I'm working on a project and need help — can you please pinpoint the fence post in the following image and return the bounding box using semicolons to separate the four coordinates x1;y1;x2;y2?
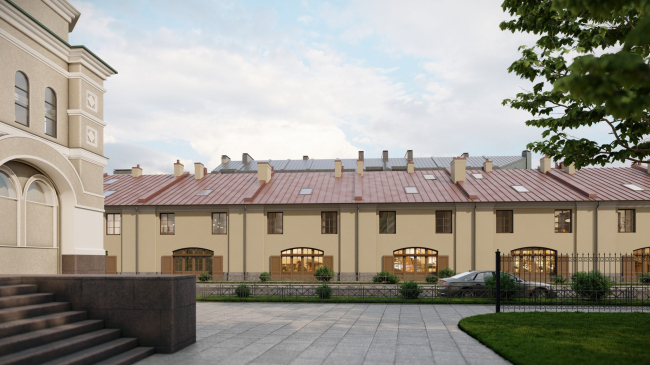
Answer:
496;249;501;313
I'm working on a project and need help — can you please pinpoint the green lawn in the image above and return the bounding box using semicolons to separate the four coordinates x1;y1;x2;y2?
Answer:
459;312;650;365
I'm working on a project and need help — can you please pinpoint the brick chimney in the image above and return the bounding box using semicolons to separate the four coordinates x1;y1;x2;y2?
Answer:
451;158;466;183
407;161;414;174
194;162;205;180
483;159;493;173
564;161;575;175
382;150;389;162
358;151;364;161
132;164;142;178
174;160;184;177
221;155;230;164
356;159;364;176
257;162;272;183
335;160;342;178
539;156;552;174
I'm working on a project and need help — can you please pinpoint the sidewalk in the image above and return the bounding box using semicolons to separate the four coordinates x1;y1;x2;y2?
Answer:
137;303;508;365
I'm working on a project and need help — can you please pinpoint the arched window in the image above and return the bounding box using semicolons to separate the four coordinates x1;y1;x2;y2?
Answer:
26;181;53;205
281;248;324;274
44;88;56;137
24;179;57;248
172;248;214;275
14;71;29;126
393;248;438;276
0;172;17;199
511;247;557;275
633;247;650;275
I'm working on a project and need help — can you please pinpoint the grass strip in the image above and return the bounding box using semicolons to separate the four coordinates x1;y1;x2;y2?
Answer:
459;312;650;365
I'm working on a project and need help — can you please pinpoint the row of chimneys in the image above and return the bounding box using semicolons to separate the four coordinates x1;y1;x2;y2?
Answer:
131;160;208;180
221;150;418;165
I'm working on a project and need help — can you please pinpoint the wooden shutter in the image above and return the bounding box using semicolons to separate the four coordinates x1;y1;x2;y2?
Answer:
324;256;334;270
383;255;394;274
106;256;117;275
438;255;449;272
622;255;635;283
557;255;569;277
161;256;173;275
270;256;281;280
212;256;223;280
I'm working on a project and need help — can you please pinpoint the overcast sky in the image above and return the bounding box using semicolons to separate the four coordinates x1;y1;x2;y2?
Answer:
69;0;614;174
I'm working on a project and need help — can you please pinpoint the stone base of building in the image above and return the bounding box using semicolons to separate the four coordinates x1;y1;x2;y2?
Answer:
62;255;106;274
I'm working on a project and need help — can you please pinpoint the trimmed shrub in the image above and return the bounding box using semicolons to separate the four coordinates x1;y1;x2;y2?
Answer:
571;271;612;300
425;273;439;284
314;266;335;282
372;270;391;283
198;272;211;282
485;273;523;300
552;274;567;284
399;281;422;299
316;284;332;299
638;273;650;284
235;284;251;298
259;272;271;282
387;274;400;284
438;267;455;278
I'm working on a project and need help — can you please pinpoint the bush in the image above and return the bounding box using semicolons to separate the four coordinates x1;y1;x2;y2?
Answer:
639;273;650;284
259;272;271;282
372;270;391;283
485;272;523;300
399;281;422;299
425;273;439;284
438;267;455;278
235;284;250;298
314;266;334;282
571;271;612;300
552;274;567;284
198;272;211;282
387;274;400;284
316;284;332;299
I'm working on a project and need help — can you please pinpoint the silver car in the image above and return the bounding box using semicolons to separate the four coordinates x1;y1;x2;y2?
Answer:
438;270;557;298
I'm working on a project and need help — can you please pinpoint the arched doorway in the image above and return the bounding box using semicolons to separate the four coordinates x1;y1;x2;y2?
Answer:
633;247;650;275
269;248;333;281
392;248;438;281
172;248;214;276
510;247;557;280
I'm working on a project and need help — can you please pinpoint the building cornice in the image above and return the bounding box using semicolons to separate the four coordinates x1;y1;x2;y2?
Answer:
67;109;106;127
68;148;108;168
42;0;80;32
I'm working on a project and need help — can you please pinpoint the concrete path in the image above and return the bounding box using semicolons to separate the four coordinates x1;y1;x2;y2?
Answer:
137;303;509;365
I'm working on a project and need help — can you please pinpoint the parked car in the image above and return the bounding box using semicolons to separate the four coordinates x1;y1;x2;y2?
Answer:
438;270;557;298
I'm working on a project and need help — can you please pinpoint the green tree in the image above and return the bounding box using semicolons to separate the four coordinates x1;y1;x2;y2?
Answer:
501;0;650;167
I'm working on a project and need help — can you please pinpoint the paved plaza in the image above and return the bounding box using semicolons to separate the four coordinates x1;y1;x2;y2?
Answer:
138;303;509;365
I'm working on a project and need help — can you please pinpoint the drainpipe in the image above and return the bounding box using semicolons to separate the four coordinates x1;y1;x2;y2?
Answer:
120;210;123;274
337;208;341;281
595;202;599;271
227;209;230;281
135;206;139;274
453;205;457;272
472;203;477;270
243;206;247;280
355;204;359;281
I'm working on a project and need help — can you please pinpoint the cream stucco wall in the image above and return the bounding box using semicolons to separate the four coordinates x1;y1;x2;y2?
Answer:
0;197;17;245
12;0;70;42
26;201;54;247
0;246;58;274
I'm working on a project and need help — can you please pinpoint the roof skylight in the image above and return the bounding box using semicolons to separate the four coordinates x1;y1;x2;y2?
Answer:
472;174;483;179
104;191;116;197
299;188;313;195
104;179;118;184
623;184;644;191
511;185;530;193
197;189;213;196
423;174;436;180
405;187;419;194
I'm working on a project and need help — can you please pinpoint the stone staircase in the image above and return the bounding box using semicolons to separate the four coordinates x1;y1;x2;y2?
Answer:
0;283;153;365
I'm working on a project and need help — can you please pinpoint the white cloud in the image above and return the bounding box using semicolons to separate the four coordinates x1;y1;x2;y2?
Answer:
296;15;313;25
105;143;193;174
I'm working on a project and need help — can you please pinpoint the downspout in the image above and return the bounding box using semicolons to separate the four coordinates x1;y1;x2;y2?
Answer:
453;205;457;272
120;209;123;274
337;208;341;281
472;203;477;270
595;201;599;271
355;204;359;281
243;205;247;280
227;209;230;281
135;206;139;274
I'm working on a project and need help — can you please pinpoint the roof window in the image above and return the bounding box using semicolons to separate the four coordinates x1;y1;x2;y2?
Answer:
197;189;213;196
423;174;436;180
472;173;483;179
511;185;530;193
104;191;116;197
299;188;313;195
104;179;119;184
623;184;644;191
405;187;419;194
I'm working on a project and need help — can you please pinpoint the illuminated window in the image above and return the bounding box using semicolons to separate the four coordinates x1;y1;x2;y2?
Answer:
633;247;650;275
160;213;175;235
268;212;283;234
281;248;324;274
379;211;396;234
212;212;227;234
321;212;337;234
393;248;438;274
172;248;214;275
435;211;452;233
554;209;572;233
618;209;635;233
106;213;121;235
496;210;513;233
511;247;557;275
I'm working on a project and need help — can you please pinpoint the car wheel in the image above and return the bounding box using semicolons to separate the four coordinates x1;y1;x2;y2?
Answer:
532;288;548;299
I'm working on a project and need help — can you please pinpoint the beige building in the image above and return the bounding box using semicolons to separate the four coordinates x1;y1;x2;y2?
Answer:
103;156;650;281
1;0;116;274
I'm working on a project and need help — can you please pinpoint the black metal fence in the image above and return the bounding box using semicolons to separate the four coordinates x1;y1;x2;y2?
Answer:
495;250;650;312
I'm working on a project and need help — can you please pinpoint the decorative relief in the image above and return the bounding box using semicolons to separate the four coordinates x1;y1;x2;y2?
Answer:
86;90;98;112
86;126;98;147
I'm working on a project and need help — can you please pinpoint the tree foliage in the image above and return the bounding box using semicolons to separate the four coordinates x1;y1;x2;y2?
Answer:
501;0;650;167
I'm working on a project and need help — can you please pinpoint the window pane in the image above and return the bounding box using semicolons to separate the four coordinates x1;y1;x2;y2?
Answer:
15;71;28;90
15;104;28;126
14;88;28;107
45;118;56;137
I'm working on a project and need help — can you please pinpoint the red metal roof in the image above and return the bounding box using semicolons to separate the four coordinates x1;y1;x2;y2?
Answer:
103;167;650;206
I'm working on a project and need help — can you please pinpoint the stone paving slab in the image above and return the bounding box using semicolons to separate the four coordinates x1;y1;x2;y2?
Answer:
136;303;509;365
